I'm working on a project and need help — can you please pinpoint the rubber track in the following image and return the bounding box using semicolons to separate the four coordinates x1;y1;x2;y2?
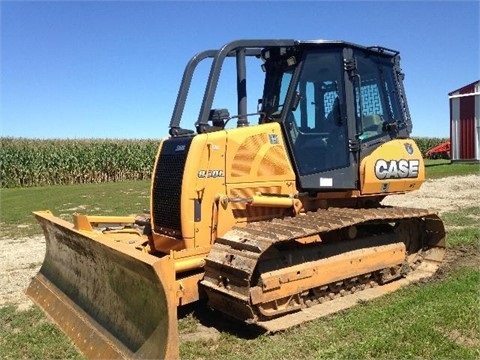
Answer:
201;206;437;322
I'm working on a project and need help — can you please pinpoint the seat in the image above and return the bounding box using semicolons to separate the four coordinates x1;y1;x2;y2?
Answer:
363;114;383;133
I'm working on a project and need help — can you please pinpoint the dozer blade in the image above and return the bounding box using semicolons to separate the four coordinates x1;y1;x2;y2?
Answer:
26;211;179;359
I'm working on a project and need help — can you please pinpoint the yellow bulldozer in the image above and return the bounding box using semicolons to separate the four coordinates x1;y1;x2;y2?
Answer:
27;39;446;359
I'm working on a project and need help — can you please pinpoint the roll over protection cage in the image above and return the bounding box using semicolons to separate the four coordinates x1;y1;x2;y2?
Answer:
168;39;411;138
168;39;296;137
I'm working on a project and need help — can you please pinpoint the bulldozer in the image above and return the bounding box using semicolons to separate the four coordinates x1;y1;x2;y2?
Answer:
27;39;446;359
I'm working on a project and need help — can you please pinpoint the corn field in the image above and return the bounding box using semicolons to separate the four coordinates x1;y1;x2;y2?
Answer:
0;136;448;188
414;137;449;157
1;138;159;188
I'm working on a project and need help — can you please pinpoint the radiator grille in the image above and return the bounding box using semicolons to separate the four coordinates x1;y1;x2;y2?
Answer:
151;137;192;236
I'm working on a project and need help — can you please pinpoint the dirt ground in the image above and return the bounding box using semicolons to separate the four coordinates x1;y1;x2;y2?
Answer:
1;174;479;310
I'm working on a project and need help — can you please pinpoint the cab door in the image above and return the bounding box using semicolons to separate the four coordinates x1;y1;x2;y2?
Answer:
282;48;358;191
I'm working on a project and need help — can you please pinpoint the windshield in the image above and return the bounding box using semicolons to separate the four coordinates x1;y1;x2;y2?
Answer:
353;51;403;141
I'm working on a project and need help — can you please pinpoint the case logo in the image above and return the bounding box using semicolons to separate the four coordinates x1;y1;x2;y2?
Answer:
375;159;419;179
404;143;414;155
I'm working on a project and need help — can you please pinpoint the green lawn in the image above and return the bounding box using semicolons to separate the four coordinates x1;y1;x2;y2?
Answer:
425;159;480;178
442;206;480;247
180;267;479;360
0;306;86;360
0;180;150;238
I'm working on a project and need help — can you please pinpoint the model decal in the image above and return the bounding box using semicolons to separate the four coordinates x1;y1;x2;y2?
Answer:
198;170;224;178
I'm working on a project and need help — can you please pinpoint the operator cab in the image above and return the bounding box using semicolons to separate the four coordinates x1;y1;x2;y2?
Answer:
259;42;411;192
168;40;412;193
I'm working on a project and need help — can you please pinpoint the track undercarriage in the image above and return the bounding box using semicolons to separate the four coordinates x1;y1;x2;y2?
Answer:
201;206;446;331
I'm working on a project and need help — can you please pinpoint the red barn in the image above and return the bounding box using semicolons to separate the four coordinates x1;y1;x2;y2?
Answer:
449;80;480;162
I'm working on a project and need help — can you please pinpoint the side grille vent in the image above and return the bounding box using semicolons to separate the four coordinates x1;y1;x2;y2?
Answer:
231;133;290;177
151;137;192;236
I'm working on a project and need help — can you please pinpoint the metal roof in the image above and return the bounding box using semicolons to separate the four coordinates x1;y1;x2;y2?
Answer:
448;80;480;96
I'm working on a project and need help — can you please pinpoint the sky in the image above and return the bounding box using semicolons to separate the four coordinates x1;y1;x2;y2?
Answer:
1;0;479;139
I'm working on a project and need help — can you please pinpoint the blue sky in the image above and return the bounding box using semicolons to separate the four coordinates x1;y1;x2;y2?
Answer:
1;1;479;139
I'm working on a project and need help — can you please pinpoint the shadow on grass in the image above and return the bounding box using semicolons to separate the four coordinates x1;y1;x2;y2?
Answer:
425;161;451;168
178;299;266;340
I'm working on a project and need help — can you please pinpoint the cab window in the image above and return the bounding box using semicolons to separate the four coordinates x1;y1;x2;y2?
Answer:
286;50;349;175
354;52;402;140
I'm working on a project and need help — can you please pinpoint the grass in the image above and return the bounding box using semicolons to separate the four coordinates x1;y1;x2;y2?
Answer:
2;267;478;359
442;207;480;247
425;159;480;179
0;180;150;238
0;169;479;359
180;267;480;360
442;206;480;228
0;305;85;359
447;227;480;247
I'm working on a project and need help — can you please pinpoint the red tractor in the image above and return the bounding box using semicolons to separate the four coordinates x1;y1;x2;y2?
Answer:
425;140;451;159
